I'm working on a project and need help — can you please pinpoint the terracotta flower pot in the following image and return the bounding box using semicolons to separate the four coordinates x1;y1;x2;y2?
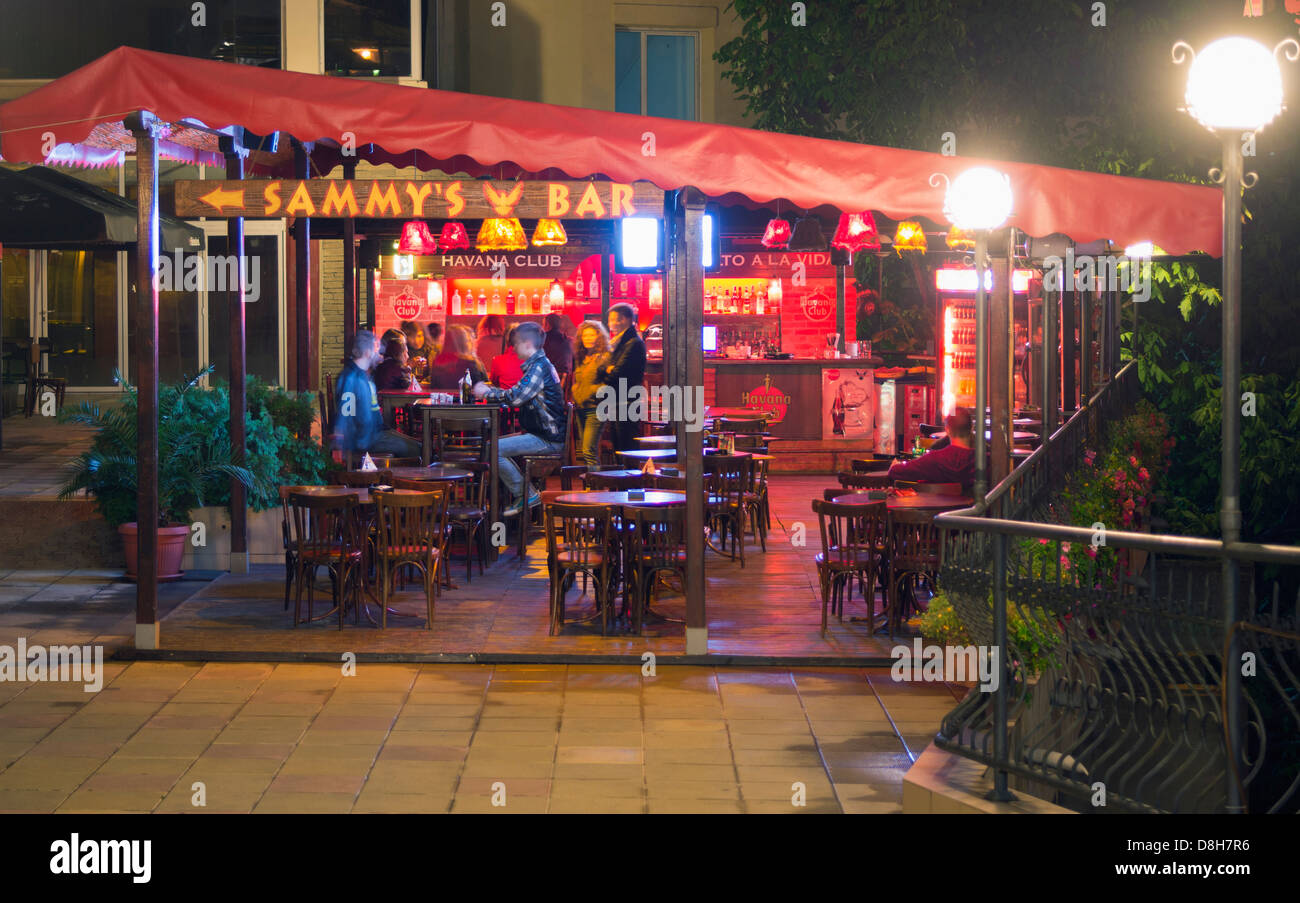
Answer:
118;523;190;582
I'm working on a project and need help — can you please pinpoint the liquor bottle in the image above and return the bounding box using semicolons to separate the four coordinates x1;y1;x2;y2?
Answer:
589;270;599;299
755;290;765;315
459;369;472;404
451;289;462;316
540;290;550;316
491;290;502;314
704;290;713;314
477;291;487;315
505;289;515;315
532;291;542;314
742;292;752;315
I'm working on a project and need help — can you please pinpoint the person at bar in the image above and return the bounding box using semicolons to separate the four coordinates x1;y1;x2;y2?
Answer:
572;320;612;468
470;321;567;516
332;330;421;460
401;319;429;381
374;329;418;391
542;312;574;384
596;302;647;451
476;314;507;370
888;406;975;489
428;324;487;390
425;321;444;359
490;324;525;390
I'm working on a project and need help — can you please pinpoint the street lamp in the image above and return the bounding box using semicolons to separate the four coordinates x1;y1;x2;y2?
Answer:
942;166;1014;504
1174;34;1296;814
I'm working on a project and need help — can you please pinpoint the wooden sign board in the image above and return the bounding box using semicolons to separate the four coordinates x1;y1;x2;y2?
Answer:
174;179;664;220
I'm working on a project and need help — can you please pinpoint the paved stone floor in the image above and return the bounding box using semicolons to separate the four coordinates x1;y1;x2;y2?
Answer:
0;660;964;813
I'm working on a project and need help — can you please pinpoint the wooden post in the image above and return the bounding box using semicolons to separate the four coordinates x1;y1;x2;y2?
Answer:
1042;286;1059;439
128;112;161;650
221;134;249;574
1061;264;1077;413
676;188;707;655
293;141;312;391
834;258;847;354
342;159;357;362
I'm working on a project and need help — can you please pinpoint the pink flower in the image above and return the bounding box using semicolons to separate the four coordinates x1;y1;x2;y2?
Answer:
1138;467;1149;481
1086;547;1098;559
1061;542;1072;553
1039;538;1050;545
1129;455;1139;468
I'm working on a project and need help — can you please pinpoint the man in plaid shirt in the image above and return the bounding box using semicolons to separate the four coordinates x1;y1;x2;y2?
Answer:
471;321;567;516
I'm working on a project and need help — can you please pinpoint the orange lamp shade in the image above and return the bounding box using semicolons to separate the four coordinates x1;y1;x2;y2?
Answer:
831;212;880;253
761;218;792;249
398;220;438;255
476;218;527;251
438;221;470;251
946;226;976;251
531;218;568;246
893;221;928;255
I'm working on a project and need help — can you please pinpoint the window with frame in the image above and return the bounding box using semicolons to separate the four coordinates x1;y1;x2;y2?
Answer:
324;0;416;78
615;29;698;121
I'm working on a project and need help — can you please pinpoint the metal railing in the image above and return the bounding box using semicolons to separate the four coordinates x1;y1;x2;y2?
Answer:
934;363;1300;813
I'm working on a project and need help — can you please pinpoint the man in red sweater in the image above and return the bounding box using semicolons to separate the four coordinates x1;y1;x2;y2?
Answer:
888;407;975;489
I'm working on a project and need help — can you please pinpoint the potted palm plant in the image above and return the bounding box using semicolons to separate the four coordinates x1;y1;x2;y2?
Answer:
59;367;261;581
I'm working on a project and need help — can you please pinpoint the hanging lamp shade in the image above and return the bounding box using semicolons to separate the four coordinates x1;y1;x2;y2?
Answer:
398;220;438;255
787;215;827;251
831;212;880;253
945;225;977;251
531;218;568;247
761;218;792;249
893;221;928;255
476;218;527;251
438;221;470;250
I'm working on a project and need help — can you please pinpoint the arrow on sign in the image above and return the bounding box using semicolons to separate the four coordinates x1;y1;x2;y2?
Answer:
199;186;246;214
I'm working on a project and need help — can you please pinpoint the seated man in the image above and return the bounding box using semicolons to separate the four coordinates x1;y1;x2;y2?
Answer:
470;321;567;516
333;330;421;461
888;407;975;489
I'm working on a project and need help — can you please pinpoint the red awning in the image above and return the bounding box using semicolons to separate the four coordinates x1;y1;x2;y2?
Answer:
0;47;1222;256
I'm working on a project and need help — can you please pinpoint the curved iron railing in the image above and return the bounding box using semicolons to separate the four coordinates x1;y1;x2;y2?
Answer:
934;363;1300;813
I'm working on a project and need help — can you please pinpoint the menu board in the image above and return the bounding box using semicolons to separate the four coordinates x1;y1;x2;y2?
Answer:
822;367;874;442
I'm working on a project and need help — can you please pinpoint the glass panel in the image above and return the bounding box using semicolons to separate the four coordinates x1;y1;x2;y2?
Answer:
126;250;200;386
206;234;281;384
645;33;696;121
0;0;281;79
44;250;120;386
324;0;412;78
2;249;31;343
615;30;642;115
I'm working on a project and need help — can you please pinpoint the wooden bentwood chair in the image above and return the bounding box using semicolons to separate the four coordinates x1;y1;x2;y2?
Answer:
287;493;365;629
372;488;449;629
812;498;887;635
545;502;616;636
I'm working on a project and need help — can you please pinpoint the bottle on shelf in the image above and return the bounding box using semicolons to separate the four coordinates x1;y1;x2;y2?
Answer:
533;290;542;315
451;288;462;316
477;291;488;315
755;290;765;315
505;289;515;314
589;270;600;299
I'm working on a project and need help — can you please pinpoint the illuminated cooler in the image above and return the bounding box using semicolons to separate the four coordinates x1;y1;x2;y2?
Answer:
876;376;932;455
936;266;1032;417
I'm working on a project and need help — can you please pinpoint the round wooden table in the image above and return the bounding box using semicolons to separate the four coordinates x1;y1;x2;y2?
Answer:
706;407;768;420
386;465;473;482
555;490;686;508
833;492;973;511
617;448;678;463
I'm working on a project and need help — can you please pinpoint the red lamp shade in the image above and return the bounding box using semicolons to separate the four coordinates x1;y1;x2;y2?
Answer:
398;220;438;255
476;218;528;251
438;221;470;251
761;218;792;249
831;212;880;253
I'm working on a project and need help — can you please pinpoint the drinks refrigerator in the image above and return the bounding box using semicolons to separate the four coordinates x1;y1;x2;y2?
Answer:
875;379;933;455
941;296;977;417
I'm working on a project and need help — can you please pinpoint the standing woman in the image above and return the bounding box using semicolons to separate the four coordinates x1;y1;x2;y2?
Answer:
571;320;611;468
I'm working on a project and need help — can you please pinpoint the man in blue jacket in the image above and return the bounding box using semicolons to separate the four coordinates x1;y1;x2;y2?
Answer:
333;330;421;460
472;321;566;516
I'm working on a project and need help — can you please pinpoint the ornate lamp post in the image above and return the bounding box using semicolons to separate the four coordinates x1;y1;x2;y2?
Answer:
1174;34;1295;813
942;166;1014;505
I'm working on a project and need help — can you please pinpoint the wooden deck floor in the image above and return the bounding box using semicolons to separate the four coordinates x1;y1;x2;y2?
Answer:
152;476;904;661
